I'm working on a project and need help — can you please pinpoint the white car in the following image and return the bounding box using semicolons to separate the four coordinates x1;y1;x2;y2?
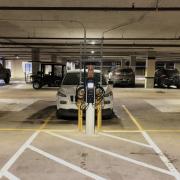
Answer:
56;69;113;118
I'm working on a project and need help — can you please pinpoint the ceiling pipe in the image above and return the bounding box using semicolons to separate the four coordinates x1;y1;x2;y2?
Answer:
0;19;87;55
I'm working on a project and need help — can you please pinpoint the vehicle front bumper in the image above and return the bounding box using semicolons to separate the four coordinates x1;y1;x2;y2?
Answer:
56;108;114;119
113;79;134;85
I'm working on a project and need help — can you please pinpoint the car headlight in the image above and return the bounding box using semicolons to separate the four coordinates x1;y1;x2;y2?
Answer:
57;91;67;97
104;91;113;97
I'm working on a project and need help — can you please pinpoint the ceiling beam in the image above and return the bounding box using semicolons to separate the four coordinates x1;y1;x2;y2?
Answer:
1;41;180;47
0;37;180;41
0;6;180;11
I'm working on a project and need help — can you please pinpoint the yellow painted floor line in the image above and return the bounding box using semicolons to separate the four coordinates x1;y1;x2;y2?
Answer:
39;113;53;130
121;104;180;179
0;128;78;132
122;105;143;131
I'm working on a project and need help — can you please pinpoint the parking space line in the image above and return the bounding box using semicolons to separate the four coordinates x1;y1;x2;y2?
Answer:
0;114;53;179
99;132;152;148
29;145;106;180
0;131;39;179
3;171;20;180
103;130;180;133
0;128;78;132
122;105;180;180
0;128;180;133
46;131;174;177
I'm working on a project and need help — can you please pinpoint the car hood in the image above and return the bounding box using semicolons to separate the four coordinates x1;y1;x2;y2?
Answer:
59;85;77;95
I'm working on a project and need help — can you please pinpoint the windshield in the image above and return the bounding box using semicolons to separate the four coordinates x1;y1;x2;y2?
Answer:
62;72;107;85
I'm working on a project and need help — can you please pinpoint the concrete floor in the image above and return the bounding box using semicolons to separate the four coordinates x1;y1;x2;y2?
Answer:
0;81;180;180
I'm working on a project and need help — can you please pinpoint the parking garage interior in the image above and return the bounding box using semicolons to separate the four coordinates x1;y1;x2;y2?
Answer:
0;1;180;180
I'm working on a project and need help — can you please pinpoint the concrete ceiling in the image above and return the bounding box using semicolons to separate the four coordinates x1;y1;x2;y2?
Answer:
1;0;180;62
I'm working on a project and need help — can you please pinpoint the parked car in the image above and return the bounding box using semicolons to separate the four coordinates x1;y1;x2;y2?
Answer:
56;69;113;118
0;63;11;84
154;68;180;88
32;63;65;89
111;67;135;87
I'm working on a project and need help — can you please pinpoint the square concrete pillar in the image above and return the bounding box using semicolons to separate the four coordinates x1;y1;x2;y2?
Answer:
32;48;40;75
175;63;180;72
121;59;130;68
130;56;136;73
121;59;126;68
145;57;156;88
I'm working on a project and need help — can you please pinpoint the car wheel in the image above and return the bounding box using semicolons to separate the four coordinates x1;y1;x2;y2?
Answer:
131;83;135;87
159;78;166;88
4;77;10;84
177;84;180;89
56;110;62;119
33;81;41;89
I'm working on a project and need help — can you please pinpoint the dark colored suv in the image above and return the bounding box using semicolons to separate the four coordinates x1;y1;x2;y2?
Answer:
0;63;11;84
111;68;135;87
154;68;180;88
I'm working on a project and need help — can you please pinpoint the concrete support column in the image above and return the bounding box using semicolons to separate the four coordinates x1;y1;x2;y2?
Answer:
145;57;156;88
175;63;180;71
121;59;126;68
32;48;40;75
130;56;136;73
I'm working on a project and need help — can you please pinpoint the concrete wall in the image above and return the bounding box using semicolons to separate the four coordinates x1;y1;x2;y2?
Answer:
11;60;24;79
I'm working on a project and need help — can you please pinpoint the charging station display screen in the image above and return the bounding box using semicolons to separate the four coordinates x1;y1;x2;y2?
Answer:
87;82;94;89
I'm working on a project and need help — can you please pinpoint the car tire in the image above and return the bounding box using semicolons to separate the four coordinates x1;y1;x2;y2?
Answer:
56;110;61;119
4;77;10;84
33;81;41;89
131;83;135;87
177;84;180;89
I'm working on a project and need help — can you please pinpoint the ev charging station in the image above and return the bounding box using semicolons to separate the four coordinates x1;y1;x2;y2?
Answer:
86;66;95;135
76;64;105;135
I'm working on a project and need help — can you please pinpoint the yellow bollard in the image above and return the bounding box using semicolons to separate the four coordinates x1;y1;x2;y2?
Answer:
97;103;102;131
78;103;83;131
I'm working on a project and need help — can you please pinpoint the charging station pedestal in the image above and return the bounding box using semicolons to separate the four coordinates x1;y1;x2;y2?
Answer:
86;103;95;135
85;73;95;135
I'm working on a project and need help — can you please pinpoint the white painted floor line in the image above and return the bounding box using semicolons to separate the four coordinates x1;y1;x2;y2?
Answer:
0;131;39;179
142;131;180;180
122;105;180;180
46;131;174;177
99;132;152;149
3;171;20;180
29;145;106;180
